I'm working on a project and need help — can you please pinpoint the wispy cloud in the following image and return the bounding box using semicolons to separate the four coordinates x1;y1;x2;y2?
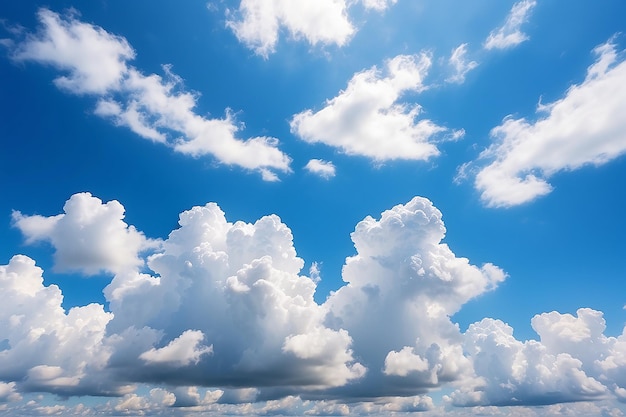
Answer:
484;0;537;51
10;9;291;179
446;43;478;84
468;39;626;207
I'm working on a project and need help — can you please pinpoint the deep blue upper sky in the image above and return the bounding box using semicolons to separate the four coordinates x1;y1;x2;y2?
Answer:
1;1;626;415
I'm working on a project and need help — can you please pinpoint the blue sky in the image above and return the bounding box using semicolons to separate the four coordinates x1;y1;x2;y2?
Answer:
1;0;626;415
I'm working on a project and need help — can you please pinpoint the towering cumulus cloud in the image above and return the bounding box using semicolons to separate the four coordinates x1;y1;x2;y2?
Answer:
10;9;291;180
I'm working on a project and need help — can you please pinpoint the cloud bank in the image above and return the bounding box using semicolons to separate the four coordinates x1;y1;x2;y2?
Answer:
10;9;291;179
4;193;626;415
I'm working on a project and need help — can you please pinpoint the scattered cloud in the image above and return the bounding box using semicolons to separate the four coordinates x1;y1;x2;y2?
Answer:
446;43;478;84
291;54;462;162
304;159;336;179
469;39;626;207
484;0;537;51
12;192;156;275
226;0;396;57
10;9;291;179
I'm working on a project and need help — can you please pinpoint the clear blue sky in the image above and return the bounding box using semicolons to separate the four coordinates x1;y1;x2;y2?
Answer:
1;1;626;415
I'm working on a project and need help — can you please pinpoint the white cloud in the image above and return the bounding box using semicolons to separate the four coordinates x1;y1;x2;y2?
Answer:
471;39;626;207
304;159;336;178
452;317;608;407
9;193;626;412
12;9;134;94
11;9;291;179
446;43;478;84
12;192;155;275
292;54;462;162
0;255;116;396
226;0;396;57
324;197;506;396
484;0;536;50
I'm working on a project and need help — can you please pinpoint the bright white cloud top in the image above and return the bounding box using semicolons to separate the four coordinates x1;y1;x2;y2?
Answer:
2;1;626;416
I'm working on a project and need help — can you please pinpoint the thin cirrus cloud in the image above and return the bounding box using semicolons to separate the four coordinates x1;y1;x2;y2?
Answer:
226;0;397;57
484;0;537;51
5;193;626;413
9;9;291;180
467;39;626;207
446;43;478;84
291;54;464;162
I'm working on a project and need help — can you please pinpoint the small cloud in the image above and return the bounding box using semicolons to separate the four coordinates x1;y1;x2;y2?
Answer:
484;0;536;50
305;159;336;179
446;43;478;84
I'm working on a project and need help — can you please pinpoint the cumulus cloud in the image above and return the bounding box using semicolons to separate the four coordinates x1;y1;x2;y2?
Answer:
10;9;291;179
12;192;155;275
0;255;117;396
323;197;506;397
469;39;626;207
304;159;336;178
484;0;536;50
226;0;396;57
7;193;626;413
291;54;462;162
446;43;478;84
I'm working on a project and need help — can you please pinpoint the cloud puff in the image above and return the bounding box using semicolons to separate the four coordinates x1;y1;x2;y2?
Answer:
12;192;155;275
226;0;396;57
470;39;626;207
10;9;291;179
304;159;336;179
291;54;462;162
484;0;536;51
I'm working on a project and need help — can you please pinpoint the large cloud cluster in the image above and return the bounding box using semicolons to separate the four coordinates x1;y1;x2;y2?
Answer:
3;193;626;415
10;9;291;180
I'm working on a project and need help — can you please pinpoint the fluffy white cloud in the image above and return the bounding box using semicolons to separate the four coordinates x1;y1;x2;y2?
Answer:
11;9;291;179
471;40;626;207
292;54;462;162
226;0;396;57
11;8;134;94
323;197;506;397
304;159;336;179
446;43;478;84
0;255;116;396
12;192;155;275
484;0;536;51
8;193;626;413
453;317;607;407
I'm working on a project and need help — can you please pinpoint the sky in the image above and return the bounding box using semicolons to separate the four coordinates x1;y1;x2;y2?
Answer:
1;0;626;416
